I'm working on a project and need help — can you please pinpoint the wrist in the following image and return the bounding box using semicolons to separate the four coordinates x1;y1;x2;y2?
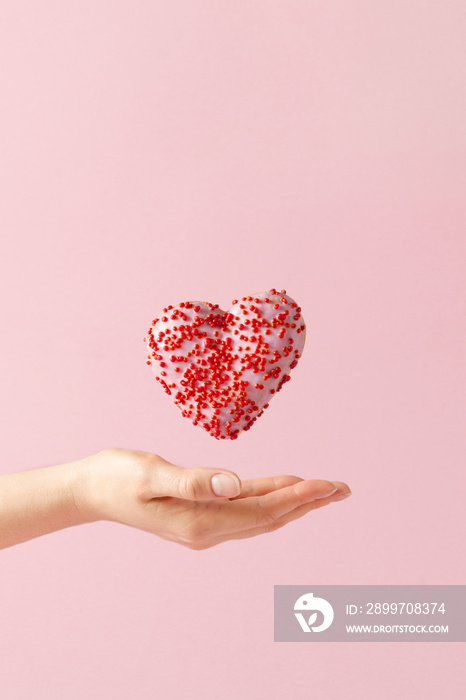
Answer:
69;454;103;524
0;458;96;549
71;448;137;525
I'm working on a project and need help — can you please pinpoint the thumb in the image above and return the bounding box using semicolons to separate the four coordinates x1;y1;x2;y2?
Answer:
147;457;242;500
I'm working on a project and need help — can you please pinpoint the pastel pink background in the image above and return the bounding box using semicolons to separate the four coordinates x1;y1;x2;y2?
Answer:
1;1;465;698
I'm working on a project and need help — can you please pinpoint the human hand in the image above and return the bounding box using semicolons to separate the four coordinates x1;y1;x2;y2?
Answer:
76;448;352;549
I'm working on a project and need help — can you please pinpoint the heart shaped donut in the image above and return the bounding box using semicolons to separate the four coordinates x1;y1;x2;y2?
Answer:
144;288;306;439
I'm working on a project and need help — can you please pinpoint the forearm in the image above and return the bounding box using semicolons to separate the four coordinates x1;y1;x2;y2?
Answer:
0;459;91;549
0;448;351;550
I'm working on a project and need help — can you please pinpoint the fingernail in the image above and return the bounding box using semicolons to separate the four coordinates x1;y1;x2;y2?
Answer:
322;486;338;497
211;474;241;498
332;490;352;501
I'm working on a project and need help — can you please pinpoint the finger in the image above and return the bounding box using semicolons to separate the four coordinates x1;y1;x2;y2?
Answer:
259;485;350;527
230;475;304;500
230;483;352;537
256;479;338;522
260;482;351;527
234;478;351;501
326;481;352;500
203;479;338;536
143;455;242;500
190;486;351;548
